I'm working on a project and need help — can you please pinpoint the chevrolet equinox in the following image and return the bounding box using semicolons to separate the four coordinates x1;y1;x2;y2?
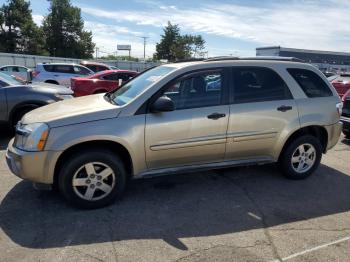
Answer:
6;57;343;208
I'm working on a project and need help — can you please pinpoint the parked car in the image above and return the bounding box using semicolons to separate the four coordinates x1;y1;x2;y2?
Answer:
0;65;32;82
6;57;342;209
329;74;350;98
80;61;119;72
341;89;350;138
0;72;73;127
71;70;138;97
32;63;94;87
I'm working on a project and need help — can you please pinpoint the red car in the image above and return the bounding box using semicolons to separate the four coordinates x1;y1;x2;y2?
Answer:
80;61;118;72
330;74;350;98
71;70;138;97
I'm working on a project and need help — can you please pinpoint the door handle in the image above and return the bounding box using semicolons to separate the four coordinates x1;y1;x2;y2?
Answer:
207;113;226;120
277;105;293;112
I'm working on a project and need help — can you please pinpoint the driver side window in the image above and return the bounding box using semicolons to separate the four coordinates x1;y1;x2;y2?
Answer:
162;71;223;110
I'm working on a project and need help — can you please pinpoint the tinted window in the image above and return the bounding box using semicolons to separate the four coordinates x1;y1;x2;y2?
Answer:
288;69;333;97
73;66;91;75
54;65;73;74
103;73;118;81
234;67;292;103
43;65;55;72
18;67;27;72
117;73;133;82
0;67;7;71
85;65;98;72
162;71;223;110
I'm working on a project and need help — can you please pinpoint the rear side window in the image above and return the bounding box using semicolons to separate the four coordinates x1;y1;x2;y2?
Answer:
43;65;54;72
54;65;73;74
233;67;292;103
287;69;333;97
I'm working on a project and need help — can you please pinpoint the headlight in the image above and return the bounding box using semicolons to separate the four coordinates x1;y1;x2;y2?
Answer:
55;94;74;100
14;123;49;152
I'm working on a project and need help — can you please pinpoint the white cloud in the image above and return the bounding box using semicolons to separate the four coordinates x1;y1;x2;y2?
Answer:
81;1;350;53
32;14;44;26
84;21;156;58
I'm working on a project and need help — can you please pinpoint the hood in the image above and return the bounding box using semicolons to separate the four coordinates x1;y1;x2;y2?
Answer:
22;94;121;127
29;82;73;95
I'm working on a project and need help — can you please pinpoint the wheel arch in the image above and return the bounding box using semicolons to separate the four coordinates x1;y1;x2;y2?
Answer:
53;140;133;188
278;125;328;160
9;101;48;125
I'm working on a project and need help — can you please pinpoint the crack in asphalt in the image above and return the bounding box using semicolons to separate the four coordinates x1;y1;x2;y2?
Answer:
221;173;283;262
174;242;270;262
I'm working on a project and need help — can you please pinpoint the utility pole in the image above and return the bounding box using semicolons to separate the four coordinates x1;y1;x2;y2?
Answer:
140;37;149;60
95;47;99;59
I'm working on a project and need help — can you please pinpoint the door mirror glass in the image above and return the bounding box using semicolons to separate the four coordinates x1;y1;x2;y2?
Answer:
151;96;175;113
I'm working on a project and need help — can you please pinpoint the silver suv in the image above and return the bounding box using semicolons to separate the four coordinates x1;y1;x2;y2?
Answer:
33;63;93;87
6;57;343;209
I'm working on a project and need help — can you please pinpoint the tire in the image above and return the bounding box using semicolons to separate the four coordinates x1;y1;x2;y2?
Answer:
12;106;38;127
343;131;350;139
278;135;322;180
45;80;59;85
58;150;127;209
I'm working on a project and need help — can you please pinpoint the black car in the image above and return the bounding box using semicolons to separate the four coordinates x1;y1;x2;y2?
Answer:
341;90;350;138
0;72;73;127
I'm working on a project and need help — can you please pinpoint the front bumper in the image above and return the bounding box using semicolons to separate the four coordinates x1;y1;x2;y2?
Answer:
6;138;59;184
341;116;350;133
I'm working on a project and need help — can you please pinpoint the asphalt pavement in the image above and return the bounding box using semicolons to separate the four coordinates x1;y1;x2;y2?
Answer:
0;126;349;262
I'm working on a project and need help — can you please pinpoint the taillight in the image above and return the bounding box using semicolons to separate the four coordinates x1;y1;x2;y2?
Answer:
32;70;40;78
336;102;343;117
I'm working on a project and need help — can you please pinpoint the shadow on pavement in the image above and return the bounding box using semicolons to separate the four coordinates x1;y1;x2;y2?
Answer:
0;163;350;250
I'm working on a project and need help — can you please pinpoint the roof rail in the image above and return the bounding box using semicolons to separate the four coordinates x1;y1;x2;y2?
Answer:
204;56;239;62
203;56;304;63
173;58;205;63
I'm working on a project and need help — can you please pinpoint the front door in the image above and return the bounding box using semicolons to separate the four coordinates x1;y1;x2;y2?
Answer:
145;69;230;169
225;66;299;160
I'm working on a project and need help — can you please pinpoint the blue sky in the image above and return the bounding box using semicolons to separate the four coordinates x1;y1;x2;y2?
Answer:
24;0;350;58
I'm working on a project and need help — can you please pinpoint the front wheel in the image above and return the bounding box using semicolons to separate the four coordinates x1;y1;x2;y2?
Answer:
58;150;127;209
278;135;322;180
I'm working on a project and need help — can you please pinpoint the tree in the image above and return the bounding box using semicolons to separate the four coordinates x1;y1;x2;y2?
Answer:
154;21;206;62
42;0;95;58
0;0;45;54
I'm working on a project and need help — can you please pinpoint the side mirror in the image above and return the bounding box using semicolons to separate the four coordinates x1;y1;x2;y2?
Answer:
150;96;175;113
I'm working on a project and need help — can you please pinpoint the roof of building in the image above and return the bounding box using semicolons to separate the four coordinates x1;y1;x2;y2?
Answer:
256;46;350;57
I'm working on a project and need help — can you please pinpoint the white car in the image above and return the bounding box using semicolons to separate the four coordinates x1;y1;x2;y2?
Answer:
0;65;31;82
32;63;93;87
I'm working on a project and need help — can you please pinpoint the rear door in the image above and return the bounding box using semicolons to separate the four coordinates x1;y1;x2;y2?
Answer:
53;65;75;86
145;68;230;169
225;67;299;160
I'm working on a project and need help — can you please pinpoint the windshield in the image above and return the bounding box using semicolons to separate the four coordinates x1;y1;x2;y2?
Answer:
110;66;176;105
0;72;22;86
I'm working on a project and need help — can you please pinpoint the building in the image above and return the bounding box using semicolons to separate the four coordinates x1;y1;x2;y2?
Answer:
256;46;350;73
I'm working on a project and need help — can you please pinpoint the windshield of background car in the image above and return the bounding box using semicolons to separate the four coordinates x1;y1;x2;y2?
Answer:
111;66;176;105
0;72;22;86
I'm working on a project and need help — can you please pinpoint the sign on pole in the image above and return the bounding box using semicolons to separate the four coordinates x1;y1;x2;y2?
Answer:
117;45;131;51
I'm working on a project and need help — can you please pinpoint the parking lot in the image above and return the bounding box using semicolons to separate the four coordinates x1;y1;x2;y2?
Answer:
0;127;349;262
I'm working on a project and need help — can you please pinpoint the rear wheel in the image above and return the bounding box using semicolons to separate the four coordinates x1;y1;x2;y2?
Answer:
58;150;127;209
343;131;350;139
45;80;59;85
278;135;322;180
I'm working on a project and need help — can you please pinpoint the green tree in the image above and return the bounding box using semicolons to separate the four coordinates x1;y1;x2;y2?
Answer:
0;0;45;54
42;0;95;58
154;21;206;62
